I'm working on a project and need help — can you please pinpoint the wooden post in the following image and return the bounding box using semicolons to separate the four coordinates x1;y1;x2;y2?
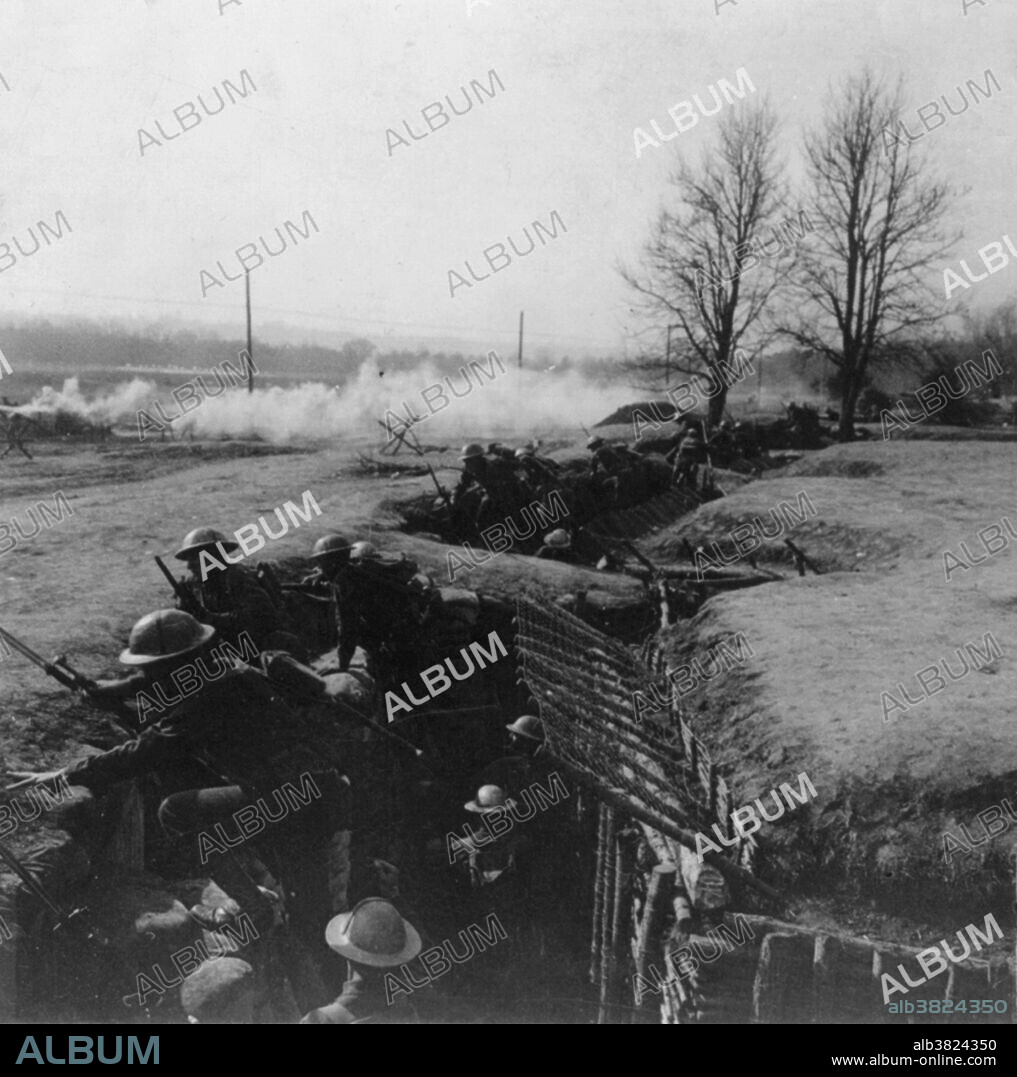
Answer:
635;863;675;1020
752;932;817;1023
590;803;607;983
665;324;672;387
245;270;254;394
597;806;617;1023
517;310;524;370
607;829;636;1023
552;763;785;904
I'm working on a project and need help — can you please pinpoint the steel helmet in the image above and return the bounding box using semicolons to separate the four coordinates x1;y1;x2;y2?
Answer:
311;533;353;560
460;443;485;460
544;529;570;549
515;446;535;458
586;436;605;450
175;527;239;560
324;897;422;967
350;540;380;562
505;714;544;742
119;609;216;666
465;784;513;814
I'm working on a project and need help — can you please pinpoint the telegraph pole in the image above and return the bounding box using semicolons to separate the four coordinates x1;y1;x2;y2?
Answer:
244;270;254;394
665;323;681;388
517;310;524;369
665;325;673;386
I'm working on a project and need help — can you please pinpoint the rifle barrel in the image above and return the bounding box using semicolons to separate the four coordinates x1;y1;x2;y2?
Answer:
0;839;64;917
0;627;76;689
155;555;191;604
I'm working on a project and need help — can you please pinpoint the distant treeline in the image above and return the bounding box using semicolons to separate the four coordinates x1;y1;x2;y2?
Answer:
0;319;622;387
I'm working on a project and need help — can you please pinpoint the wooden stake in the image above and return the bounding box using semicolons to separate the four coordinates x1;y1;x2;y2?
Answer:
245;270;254;394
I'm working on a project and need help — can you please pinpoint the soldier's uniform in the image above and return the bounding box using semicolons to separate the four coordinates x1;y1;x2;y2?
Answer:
182;562;288;651
171;528;297;654
66;611;351;973
335;543;437;684
587;437;648;506
515;447;562;502
300;969;419;1024
670;427;707;487
296;534;355;658
452;444;525;532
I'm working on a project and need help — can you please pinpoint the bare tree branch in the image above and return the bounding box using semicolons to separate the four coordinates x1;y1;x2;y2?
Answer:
778;69;961;438
617;102;797;425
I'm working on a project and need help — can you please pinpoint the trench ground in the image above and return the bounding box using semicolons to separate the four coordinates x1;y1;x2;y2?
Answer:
1;429;1014;957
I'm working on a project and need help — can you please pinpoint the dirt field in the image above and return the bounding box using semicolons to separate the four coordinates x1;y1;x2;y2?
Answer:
2;431;1014;949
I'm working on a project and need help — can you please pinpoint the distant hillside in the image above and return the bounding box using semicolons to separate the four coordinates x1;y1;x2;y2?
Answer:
0;320;508;387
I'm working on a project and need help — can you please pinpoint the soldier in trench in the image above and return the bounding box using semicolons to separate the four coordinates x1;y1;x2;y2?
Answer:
330;539;439;685
452;443;527;534
586;436;649;507
8;609;351;1011
168;527;301;655
668;423;707;488
301;898;423;1024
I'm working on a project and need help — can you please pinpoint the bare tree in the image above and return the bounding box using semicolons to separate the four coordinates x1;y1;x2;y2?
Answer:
619;104;793;426
964;301;1017;397
781;71;958;439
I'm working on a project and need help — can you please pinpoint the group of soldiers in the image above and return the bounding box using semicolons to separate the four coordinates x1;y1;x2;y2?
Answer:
448;440;562;532
443;431;686;567
6;522;568;1023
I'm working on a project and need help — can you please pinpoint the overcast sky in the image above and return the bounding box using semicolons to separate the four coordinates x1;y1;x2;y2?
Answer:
0;0;1014;356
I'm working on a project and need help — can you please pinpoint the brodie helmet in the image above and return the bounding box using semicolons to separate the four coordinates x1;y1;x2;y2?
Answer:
119;609;215;667
505;714;544;743
324;897;422;967
350;540;380;562
311;534;353;560
175;527;239;560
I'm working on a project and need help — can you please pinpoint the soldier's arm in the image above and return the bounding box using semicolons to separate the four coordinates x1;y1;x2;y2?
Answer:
200;607;242;636
236;572;287;636
331;577;358;670
85;671;149;711
64;715;190;793
336;600;358;671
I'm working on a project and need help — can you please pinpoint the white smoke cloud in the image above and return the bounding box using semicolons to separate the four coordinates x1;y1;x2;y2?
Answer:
24;376;159;423
22;361;632;444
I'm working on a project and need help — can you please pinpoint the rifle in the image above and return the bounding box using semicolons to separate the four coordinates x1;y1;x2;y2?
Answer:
0;626;140;736
331;693;429;764
783;538;824;575
0;626;96;694
427;464;454;514
155;555;198;611
621;539;658;578
258;652;429;764
0;836;106;943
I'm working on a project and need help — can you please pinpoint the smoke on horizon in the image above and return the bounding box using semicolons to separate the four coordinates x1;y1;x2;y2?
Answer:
21;360;632;443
